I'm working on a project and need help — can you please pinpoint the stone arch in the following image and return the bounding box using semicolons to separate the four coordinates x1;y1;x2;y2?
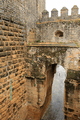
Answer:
26;46;80;120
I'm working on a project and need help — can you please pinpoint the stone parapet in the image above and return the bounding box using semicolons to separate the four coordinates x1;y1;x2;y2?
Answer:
40;5;80;22
36;19;80;44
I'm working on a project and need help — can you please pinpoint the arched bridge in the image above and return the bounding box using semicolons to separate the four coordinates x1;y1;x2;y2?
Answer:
25;43;80;120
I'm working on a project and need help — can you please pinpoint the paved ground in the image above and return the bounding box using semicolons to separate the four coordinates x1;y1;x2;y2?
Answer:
41;65;66;120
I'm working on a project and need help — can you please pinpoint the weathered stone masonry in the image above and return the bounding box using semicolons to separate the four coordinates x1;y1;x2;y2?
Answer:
26;45;80;120
0;19;28;120
0;0;45;119
0;0;80;120
65;70;80;120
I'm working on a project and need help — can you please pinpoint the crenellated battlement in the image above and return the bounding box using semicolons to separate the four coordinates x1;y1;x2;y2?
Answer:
40;5;80;22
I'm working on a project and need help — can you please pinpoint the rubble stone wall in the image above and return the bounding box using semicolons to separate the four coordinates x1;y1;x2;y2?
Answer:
36;20;80;43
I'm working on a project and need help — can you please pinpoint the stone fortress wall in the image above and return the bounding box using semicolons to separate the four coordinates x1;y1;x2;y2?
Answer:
26;45;80;120
36;5;80;44
0;0;45;32
0;1;80;120
0;18;28;120
0;0;45;120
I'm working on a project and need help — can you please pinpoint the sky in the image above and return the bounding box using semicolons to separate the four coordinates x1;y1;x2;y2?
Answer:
46;0;80;16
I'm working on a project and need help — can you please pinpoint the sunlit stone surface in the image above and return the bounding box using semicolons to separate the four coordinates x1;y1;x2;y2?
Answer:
42;65;66;120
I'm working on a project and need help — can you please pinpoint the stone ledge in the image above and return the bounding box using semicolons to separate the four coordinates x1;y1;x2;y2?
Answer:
27;42;79;48
37;18;80;24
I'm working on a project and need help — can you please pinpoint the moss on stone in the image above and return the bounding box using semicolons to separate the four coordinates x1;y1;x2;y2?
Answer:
67;69;80;81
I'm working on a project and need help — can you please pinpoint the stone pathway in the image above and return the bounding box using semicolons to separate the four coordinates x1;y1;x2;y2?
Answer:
41;65;66;120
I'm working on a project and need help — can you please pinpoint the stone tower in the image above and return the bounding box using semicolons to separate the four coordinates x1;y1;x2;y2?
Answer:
0;0;45;27
36;0;45;18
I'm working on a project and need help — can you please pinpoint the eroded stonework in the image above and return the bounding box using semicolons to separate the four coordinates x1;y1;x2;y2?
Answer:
26;45;80;120
0;1;80;120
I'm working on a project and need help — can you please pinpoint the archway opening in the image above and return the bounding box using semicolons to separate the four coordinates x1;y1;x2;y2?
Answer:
42;64;66;120
55;30;63;37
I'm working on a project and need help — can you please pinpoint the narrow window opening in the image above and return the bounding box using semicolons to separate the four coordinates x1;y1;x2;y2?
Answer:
55;30;63;37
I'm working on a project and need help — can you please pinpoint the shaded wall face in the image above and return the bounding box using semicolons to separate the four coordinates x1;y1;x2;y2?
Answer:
0;0;45;29
46;64;57;100
64;48;80;120
65;70;80;120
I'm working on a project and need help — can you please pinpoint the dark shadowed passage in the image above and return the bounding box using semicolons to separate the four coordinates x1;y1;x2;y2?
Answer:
41;65;66;120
